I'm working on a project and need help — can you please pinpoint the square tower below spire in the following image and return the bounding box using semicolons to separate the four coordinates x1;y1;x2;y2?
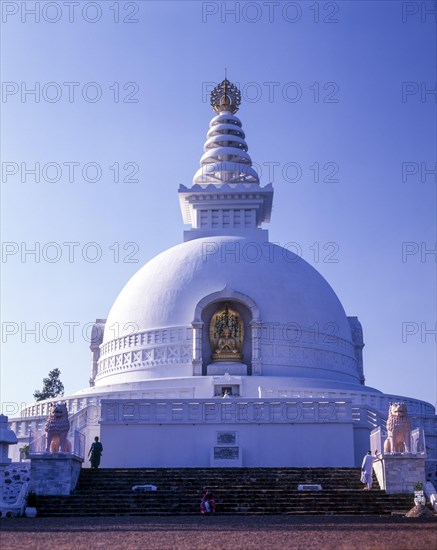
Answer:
178;182;273;242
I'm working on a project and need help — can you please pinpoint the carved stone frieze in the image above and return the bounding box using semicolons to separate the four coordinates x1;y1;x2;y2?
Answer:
97;344;192;379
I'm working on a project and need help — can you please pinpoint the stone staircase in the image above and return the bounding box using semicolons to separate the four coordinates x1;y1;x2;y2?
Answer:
35;467;413;516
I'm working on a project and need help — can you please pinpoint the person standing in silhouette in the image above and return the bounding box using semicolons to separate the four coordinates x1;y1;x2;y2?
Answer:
88;436;103;470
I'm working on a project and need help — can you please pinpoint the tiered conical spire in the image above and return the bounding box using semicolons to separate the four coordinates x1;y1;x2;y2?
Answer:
179;77;273;242
193;79;260;185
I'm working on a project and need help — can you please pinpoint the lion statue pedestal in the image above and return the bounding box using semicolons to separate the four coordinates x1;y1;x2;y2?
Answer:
372;403;426;493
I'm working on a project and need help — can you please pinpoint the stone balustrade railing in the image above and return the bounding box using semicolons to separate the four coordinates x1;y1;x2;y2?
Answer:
101;398;353;425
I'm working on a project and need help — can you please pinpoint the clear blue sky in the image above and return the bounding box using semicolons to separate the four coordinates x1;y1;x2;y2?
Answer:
1;1;436;412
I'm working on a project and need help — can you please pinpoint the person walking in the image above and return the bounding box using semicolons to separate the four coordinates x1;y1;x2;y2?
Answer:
361;450;375;490
88;436;103;470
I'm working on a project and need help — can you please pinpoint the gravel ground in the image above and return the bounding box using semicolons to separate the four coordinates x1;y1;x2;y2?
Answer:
1;515;436;550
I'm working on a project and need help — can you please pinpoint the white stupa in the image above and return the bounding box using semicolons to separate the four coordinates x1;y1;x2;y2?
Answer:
10;79;436;473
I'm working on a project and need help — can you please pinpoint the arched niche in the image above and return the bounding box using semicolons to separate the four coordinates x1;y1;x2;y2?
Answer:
192;286;262;376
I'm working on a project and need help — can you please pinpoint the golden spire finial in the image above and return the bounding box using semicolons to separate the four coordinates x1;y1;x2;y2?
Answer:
210;74;241;115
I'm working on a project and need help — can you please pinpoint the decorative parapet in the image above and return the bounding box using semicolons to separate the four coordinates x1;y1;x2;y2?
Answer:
97;326;193;381
96;319;365;382
29;429;85;460
99;326;193;356
100;398;353;425
370;426;426;458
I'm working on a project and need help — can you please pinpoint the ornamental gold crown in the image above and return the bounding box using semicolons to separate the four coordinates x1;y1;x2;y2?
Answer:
210;78;241;115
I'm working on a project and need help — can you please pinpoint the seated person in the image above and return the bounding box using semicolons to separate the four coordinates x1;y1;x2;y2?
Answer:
200;491;216;514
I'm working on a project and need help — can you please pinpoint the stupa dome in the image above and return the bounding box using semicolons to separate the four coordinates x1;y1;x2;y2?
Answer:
96;236;360;387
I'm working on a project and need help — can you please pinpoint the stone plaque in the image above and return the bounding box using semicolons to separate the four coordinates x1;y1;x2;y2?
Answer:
214;447;239;460
217;432;237;445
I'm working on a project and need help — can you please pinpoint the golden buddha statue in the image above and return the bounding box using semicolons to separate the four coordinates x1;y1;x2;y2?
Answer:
210;304;243;362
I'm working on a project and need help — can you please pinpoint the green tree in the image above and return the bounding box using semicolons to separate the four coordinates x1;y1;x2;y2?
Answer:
33;368;64;401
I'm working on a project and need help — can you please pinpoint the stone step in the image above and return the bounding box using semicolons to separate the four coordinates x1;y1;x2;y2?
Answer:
76;468;370;484
78;471;363;477
80;469;361;479
34;467;413;517
36;495;411;504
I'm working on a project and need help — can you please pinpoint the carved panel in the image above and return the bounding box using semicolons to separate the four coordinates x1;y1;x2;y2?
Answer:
214;447;239;460
167;347;179;359
217;431;237;445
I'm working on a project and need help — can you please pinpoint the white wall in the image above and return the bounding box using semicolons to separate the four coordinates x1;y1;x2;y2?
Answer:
100;422;355;468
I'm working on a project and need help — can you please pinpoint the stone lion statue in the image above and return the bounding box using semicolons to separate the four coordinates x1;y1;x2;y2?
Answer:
45;402;71;453
383;402;411;453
